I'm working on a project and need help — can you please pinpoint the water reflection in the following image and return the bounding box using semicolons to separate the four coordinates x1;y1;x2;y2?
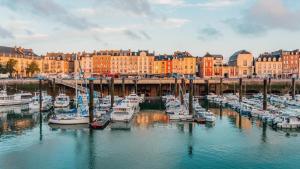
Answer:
0;109;38;135
134;111;169;127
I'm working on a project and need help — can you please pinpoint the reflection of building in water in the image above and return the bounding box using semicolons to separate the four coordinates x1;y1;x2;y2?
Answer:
0;112;37;134
134;111;169;127
222;109;252;130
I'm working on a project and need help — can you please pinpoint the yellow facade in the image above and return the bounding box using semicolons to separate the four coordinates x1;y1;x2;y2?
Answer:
255;55;282;78
0;50;43;77
172;57;196;75
43;53;69;74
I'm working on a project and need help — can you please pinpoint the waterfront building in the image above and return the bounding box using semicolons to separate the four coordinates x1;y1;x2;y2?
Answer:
43;53;70;74
172;51;196;75
92;50;154;76
222;65;237;78
197;53;223;78
274;50;300;78
255;53;282;78
228;50;254;77
0;46;42;77
153;55;173;76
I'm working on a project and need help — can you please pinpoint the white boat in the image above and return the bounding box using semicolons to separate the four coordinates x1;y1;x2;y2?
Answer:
0;88;32;106
54;93;70;108
29;91;53;111
48;112;89;125
111;99;135;122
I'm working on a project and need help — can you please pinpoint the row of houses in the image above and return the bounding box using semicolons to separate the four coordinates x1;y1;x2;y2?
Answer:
1;46;300;78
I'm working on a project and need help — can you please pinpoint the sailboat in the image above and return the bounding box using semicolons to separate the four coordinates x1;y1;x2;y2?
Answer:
48;54;90;125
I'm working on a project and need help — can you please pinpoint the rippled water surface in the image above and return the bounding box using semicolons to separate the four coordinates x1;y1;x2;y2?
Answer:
1;107;300;169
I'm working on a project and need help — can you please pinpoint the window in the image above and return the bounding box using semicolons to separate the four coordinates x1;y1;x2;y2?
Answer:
243;60;247;66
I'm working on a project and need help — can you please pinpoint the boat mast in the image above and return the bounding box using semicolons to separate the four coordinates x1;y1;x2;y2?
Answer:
75;54;78;109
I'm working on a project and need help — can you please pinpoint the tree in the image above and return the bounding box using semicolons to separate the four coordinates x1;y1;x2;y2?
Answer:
6;59;17;77
0;64;7;74
26;61;40;77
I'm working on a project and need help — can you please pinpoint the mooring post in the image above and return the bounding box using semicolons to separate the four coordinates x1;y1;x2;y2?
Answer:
292;77;296;100
205;80;209;95
52;78;56;92
110;77;114;108
180;78;185;104
239;78;242;102
122;77;125;98
159;81;162;98
99;77;103;97
39;78;42;113
134;78;138;94
268;77;271;94
89;79;94;124
220;78;223;96
189;78;193;115
181;78;186;95
174;77;178;97
263;78;267;110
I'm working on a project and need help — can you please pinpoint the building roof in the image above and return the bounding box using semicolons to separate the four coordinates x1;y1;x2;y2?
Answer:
0;46;39;57
154;55;173;61
228;50;251;65
203;52;223;59
256;53;281;62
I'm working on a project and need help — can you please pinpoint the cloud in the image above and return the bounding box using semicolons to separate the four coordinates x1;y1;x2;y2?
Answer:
96;0;153;17
155;18;190;28
92;26;150;40
0;26;14;38
15;33;48;40
194;0;243;8
198;26;222;40
140;31;151;40
1;0;96;29
225;0;300;35
151;0;184;6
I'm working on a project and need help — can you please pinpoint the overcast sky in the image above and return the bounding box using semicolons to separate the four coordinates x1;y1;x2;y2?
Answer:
0;0;300;59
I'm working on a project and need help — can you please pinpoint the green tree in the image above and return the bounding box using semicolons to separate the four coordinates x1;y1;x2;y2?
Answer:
26;61;40;77
0;64;7;74
6;59;17;77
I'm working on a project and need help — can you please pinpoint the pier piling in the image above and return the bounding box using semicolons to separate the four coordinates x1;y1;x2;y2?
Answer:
181;78;186;95
134;78;138;94
110;77;114;108
263;78;267;110
205;80;209;95
292;77;296;100
175;78;178;97
189;78;193;115
268;77;271;94
220;78;223;96
89;79;94;124
39;79;42;113
99;77;103;97
239;78;242;102
52;78;56;92
122;77;125;97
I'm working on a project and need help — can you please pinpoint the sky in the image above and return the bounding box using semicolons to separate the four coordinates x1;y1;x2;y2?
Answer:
0;0;300;59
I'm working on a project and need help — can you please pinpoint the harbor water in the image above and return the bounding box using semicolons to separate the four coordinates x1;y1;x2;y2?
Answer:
1;101;300;169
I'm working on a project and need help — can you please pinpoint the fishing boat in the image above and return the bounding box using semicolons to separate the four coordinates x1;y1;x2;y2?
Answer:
0;87;32;106
54;93;70;108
